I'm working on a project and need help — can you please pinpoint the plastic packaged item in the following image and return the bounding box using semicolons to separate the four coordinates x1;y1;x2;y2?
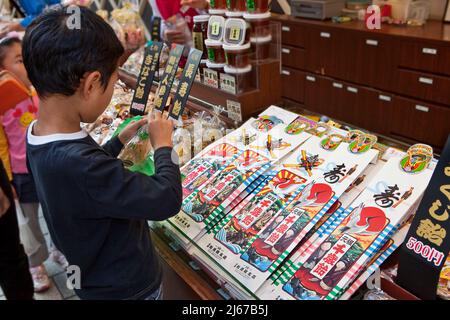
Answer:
224;18;249;45
207;15;226;41
364;289;395;300
243;12;271;38
226;0;247;12
205;39;226;63
224;64;252;93
250;34;272;60
96;9;108;21
246;0;271;13
193;15;210;59
164;13;193;48
173;127;192;166
388;0;412;22
223;42;251;68
110;3;144;45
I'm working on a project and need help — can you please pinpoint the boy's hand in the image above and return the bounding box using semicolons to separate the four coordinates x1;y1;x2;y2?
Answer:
118;118;148;145
148;111;174;151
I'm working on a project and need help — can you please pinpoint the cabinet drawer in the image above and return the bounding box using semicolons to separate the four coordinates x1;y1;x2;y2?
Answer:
390;97;450;149
279;21;306;47
396;69;450;105
281;68;305;103
281;45;305;69
398;41;450;77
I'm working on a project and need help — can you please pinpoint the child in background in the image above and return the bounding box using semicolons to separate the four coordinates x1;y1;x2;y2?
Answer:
23;7;182;300
0;36;68;293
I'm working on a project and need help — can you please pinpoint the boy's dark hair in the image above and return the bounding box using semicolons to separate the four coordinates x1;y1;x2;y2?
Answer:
0;37;22;67
22;6;124;98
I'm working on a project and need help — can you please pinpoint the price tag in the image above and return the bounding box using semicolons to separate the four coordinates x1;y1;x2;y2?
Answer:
220;73;237;94
203;68;219;88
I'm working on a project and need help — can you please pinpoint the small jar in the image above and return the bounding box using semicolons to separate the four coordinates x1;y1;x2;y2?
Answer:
224;18;249;45
246;0;271;13
226;0;246;12
205;39;226;64
250;34;272;60
224;64;252;93
209;0;227;10
192;15;210;60
196;59;208;82
223;42;251;68
207;15;226;41
243;12;271;38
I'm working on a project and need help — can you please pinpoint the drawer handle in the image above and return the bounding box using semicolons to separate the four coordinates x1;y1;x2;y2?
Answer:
366;39;378;46
306;76;316;82
282;26;291;32
332;82;343;89
282;48;291;54
415;105;429;112
422;48;437;55
419;77;434;85
282;70;291;76
347;86;358;93
320;32;331;38
379;94;391;102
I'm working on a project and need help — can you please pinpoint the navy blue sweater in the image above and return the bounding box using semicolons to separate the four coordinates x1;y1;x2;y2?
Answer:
26;125;182;300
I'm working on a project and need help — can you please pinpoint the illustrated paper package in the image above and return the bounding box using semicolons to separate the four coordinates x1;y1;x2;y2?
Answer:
217;134;379;293
295;161;388;260
338;224;409;300
252;106;299;133
192;127;379;295
265;151;434;300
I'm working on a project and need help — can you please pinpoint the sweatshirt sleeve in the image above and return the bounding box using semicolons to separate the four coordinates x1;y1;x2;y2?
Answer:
101;136;124;158
85;147;182;221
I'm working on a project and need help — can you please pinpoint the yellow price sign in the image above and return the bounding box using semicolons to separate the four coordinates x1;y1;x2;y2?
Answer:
229;27;241;41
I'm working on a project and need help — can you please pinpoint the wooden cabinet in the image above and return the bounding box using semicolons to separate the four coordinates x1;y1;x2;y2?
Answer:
272;14;450;151
398;41;450;77
279;20;306;47
390;97;450;148
305;26;342;77
281;67;305;103
353;34;395;91
281;45;306;70
359;88;394;135
395;69;450;105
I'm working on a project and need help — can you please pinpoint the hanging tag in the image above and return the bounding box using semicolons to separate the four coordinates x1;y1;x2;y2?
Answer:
168;49;203;121
154;44;184;113
130;42;163;116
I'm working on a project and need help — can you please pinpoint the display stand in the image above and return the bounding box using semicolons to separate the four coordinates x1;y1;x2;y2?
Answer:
190;59;282;122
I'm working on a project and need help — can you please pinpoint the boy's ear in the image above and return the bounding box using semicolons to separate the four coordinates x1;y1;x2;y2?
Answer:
81;71;102;99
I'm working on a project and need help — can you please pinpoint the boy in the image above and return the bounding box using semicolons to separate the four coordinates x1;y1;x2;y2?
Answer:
23;7;182;300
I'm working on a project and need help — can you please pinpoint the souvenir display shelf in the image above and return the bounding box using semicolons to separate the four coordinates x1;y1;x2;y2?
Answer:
118;69;444;302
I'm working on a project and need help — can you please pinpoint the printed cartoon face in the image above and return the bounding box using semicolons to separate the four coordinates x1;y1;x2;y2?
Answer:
252;115;283;132
285;117;311;135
